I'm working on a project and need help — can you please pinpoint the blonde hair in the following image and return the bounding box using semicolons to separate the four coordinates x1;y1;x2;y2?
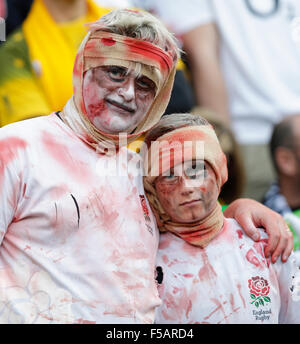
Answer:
88;9;180;60
87;8;180;88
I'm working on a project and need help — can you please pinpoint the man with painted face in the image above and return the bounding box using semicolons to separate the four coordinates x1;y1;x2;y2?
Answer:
0;9;293;324
143;113;300;324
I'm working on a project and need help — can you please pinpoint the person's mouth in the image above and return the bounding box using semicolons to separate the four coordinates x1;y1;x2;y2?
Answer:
106;99;136;114
179;199;202;207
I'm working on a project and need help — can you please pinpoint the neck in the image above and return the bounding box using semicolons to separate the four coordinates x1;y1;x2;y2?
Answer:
42;0;87;23
279;176;300;210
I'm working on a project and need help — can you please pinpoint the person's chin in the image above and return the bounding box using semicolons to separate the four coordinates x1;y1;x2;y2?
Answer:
92;117;133;135
176;208;204;224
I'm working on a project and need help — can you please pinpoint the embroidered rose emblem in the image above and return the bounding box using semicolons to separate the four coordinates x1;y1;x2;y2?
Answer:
248;276;271;308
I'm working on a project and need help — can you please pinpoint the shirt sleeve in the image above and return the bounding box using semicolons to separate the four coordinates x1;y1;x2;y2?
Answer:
275;252;300;323
0;131;25;244
131;0;215;36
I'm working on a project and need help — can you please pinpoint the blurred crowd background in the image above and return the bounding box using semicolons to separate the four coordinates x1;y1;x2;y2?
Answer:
1;0;300;249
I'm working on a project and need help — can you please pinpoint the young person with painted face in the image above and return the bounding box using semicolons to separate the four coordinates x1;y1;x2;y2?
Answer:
143;113;300;324
0;9;293;324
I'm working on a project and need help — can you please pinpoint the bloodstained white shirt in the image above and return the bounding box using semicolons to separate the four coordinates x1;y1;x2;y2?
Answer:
155;218;300;324
0;113;161;324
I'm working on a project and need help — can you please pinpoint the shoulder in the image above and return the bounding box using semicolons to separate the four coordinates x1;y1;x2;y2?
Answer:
222;217;268;242
0;114;57;143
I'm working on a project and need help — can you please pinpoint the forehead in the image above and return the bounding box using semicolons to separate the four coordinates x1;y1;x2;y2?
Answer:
165;159;212;174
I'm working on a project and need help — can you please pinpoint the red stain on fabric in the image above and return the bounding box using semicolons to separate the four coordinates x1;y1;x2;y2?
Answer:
0;137;27;187
101;37;116;46
159;234;172;249
237;283;246;308
84;39;97;52
76;318;97;324
236;229;243;239
182;241;200;257
254;242;265;258
162;255;169;264
41;133;92;183
198;250;217;281
182;273;194;279
229;293;240;313
73;52;83;78
124;38;172;72
246;249;264;269
203;302;222;321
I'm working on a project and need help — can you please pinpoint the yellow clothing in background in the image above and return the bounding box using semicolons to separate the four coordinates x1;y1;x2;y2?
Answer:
0;0;111;126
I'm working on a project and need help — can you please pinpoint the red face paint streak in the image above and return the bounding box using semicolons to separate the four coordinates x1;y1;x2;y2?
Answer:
101;37;116;46
87;101;107;122
0;137;27;188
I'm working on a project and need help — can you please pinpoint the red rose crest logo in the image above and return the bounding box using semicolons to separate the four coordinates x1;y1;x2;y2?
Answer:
248;276;271;308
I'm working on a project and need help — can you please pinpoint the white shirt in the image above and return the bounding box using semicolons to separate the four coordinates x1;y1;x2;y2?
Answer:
0;114;161;324
155;218;300;324
133;0;300;144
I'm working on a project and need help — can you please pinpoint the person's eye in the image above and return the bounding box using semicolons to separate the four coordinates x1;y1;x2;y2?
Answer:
136;76;156;92
159;170;178;184
186;164;207;179
165;173;176;180
107;66;127;81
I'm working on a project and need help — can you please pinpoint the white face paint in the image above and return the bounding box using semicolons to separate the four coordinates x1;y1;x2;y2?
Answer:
82;65;157;134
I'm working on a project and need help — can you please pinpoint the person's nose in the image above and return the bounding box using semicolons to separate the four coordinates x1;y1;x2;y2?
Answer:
118;77;135;102
179;175;195;195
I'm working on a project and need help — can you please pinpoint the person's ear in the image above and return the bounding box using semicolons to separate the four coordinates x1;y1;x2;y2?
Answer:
275;147;297;176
